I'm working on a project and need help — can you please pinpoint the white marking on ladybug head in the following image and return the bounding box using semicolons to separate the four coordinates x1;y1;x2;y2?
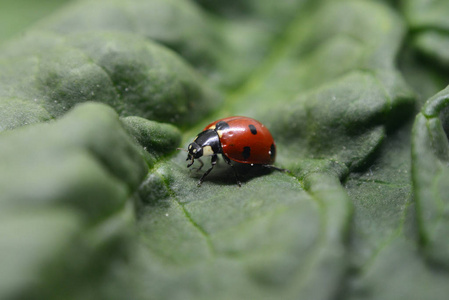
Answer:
216;130;223;138
202;145;215;156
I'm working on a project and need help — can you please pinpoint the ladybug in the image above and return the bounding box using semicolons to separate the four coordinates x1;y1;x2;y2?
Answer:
184;116;287;186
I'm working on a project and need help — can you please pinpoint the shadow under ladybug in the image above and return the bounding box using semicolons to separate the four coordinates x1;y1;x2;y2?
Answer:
179;116;289;187
189;157;284;186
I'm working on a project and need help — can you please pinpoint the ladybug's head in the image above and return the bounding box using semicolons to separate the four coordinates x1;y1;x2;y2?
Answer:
187;142;203;159
184;130;220;168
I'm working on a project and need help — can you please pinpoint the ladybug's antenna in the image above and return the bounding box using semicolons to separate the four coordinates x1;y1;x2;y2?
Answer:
177;148;188;153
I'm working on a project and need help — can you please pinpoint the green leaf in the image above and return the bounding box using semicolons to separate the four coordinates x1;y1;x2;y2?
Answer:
0;0;71;44
130;167;351;300
403;0;449;71
0;102;176;299
131;1;413;299
0;208;80;300
412;87;449;267
0;31;221;129
2;0;449;299
346;237;449;300
0;103;150;221
343;120;414;269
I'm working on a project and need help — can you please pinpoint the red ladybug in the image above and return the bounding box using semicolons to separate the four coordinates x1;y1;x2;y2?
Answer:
184;116;287;186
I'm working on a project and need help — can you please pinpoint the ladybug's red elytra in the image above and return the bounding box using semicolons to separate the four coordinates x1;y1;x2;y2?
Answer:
184;116;287;186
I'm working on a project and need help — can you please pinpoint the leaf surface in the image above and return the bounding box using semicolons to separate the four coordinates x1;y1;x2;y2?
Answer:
1;0;449;299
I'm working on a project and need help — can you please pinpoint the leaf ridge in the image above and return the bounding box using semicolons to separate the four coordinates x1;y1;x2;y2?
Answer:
156;169;216;258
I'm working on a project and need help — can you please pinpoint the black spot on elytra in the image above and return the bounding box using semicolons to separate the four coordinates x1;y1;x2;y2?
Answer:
242;146;251;160
215;121;230;131
270;143;276;158
248;124;257;135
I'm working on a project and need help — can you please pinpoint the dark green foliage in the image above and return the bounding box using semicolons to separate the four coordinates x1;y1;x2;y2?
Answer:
1;0;449;299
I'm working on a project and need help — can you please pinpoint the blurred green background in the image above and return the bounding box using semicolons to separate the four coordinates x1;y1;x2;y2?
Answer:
0;0;71;44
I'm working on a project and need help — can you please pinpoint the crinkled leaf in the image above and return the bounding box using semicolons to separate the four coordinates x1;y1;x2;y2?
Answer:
2;0;449;299
412;87;449;267
0;31;220;129
403;0;449;70
346;237;449;300
0;102;182;299
0;103;152;220
344;120;414;269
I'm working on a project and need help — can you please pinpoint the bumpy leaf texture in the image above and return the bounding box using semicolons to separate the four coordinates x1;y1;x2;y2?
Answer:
1;0;449;299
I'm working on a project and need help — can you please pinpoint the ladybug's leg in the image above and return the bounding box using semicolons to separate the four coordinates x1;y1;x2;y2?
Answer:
196;158;204;171
222;155;242;187
198;154;218;186
187;156;195;168
187;157;204;172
